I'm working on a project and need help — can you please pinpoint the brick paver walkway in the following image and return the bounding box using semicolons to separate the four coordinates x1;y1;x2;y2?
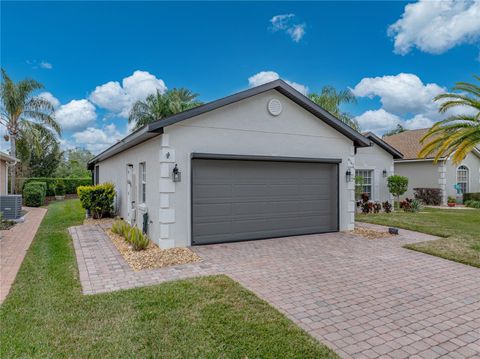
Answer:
70;223;480;359
0;207;47;303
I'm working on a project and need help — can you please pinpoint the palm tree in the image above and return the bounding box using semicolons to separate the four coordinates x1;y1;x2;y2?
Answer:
308;86;360;131
0;69;60;193
129;88;202;130
419;75;480;165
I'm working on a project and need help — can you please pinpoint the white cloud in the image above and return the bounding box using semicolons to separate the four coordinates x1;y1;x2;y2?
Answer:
388;0;480;55
248;71;308;95
351;73;445;117
39;61;53;69
72;123;125;153
89;70;167;118
55;99;97;131
37;92;60;108
270;14;306;42
404;115;435;130
354;109;402;134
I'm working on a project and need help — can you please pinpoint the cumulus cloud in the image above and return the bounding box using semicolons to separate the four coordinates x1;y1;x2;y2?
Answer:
39;61;53;69
403;115;435;130
37;92;60;108
354;109;402;134
270;14;306;42
55;99;97;131
89;70;167;118
388;0;480;55
72;123;125;153
351;73;445;117
248;71;308;95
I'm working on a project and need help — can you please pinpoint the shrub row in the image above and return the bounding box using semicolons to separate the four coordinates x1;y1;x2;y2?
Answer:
463;192;480;202
413;188;442;206
465;200;480;209
20;177;91;196
111;220;150;251
23;182;46;207
77;182;116;219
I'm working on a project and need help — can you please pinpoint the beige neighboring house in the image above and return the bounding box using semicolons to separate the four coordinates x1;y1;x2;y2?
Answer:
0;151;20;195
383;129;480;204
355;132;403;203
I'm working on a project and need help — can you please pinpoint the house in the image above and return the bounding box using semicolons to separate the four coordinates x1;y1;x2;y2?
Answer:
383;129;480;204
0;151;19;195
354;132;403;203
88;80;371;248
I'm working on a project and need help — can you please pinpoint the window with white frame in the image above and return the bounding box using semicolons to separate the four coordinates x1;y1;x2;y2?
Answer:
355;169;373;200
139;162;146;203
457;165;469;194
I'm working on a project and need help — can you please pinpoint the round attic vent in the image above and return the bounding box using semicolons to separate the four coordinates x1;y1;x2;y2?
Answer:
267;99;282;116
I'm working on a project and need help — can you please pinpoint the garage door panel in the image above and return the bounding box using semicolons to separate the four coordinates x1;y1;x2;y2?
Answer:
192;158;338;245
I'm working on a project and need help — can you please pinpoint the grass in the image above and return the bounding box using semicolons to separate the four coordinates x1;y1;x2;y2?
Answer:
0;199;336;358
357;207;480;268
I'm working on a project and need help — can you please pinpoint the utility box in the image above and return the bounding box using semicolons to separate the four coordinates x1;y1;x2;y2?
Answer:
0;195;22;220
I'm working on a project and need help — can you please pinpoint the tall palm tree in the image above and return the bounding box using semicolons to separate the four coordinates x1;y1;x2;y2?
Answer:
419;75;480;165
308;86;360;131
129;88;202;130
0;69;60;192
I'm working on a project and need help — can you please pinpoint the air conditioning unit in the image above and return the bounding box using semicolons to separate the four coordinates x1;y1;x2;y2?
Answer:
0;195;22;220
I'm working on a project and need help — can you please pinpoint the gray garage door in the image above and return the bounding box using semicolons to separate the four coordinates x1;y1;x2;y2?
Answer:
192;157;339;245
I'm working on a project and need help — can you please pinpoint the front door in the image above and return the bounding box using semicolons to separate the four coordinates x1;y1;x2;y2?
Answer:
126;164;135;225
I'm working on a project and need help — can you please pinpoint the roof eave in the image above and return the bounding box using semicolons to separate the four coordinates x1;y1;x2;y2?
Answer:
363;132;404;159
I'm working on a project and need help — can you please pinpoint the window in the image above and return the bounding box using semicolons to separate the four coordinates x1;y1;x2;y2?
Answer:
355;169;373;200
94;165;99;185
139;162;146;203
457;165;469;194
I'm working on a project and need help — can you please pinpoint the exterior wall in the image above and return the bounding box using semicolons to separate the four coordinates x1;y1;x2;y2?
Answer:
355;143;394;203
445;152;480;199
394;161;441;200
96;89;357;248
0;159;7;195
166;89;355;247
95;136;162;242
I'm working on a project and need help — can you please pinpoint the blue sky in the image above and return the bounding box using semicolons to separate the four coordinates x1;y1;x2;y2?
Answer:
1;1;479;153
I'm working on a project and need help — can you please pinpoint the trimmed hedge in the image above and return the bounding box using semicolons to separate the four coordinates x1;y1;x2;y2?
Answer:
465;200;480;209
463;192;480;202
20;177;91;196
413;188;442;205
77;182;116;219
23;182;46;207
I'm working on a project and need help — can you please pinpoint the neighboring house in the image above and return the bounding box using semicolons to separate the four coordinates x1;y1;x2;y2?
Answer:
355;132;403;203
0;151;19;195
88;80;371;248
383;129;480;204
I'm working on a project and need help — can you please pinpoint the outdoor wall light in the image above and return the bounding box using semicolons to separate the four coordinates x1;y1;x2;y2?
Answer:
172;164;181;182
383;169;387;178
346;169;352;182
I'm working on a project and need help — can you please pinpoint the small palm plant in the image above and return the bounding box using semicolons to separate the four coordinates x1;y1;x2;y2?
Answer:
419;75;480;165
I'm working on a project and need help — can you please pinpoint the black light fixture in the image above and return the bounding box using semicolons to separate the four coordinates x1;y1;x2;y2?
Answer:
382;169;387;178
346;169;352;182
172;164;181;182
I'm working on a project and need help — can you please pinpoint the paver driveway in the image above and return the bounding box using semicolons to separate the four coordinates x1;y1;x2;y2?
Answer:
71;223;480;359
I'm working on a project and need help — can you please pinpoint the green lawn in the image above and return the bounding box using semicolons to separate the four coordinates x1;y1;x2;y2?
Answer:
357;207;480;268
0;199;336;358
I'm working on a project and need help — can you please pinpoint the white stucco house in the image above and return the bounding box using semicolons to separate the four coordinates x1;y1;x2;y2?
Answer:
383;129;480;204
88;80;371;248
0;151;19;195
354;132;403;203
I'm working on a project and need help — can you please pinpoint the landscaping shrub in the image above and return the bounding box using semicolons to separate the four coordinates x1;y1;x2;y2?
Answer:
77;182;116;219
23;183;46;207
387;175;408;203
465;200;480;209
413;188;442;205
373;202;382;213
55;179;66;196
111;219;131;237
20;177;91;196
463;192;480;202
400;198;423;213
382;201;392;213
127;226;150;251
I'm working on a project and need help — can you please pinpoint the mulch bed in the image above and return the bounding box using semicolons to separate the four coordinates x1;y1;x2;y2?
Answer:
83;218;201;271
353;227;393;240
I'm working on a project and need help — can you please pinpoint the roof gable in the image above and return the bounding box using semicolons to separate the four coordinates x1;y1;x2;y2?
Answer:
362;132;403;159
